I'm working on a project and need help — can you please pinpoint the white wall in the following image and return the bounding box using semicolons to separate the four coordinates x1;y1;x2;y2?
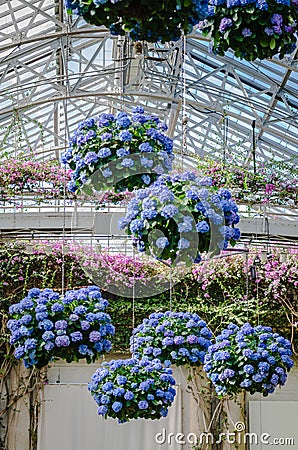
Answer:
248;367;298;449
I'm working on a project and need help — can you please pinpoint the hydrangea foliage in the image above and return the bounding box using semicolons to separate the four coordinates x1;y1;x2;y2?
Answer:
204;322;294;396
61;106;174;194
130;311;212;366
7;286;114;368
119;171;240;263
88;357;176;422
201;0;298;61
65;0;208;43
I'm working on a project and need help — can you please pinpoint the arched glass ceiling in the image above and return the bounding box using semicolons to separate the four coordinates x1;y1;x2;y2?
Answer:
0;0;297;167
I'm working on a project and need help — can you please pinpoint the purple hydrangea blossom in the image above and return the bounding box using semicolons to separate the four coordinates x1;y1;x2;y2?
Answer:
89;331;102;342
242;27;252;37
219;17;233;33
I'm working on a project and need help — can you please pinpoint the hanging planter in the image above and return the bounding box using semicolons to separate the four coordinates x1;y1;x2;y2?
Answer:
7;286;115;368
88;357;176;422
200;0;298;61
130;311;212;366
119;171;240;264
65;0;209;43
61;106;174;194
203;322;294;397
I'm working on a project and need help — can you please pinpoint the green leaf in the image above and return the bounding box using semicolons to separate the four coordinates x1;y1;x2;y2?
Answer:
270;38;276;50
260;37;269;48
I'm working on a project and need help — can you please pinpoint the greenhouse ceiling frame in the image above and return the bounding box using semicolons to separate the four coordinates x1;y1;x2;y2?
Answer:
0;0;297;167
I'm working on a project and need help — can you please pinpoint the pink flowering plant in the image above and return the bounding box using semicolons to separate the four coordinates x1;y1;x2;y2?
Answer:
196;157;298;206
0;239;165;306
193;249;298;334
61;106;174;194
88;357;176;422
204;322;294;397
65;0;208;43
7;286;115;368
0;158;72;207
201;0;298;60
0;157;134;209
130;311;212;366
119;171;241;264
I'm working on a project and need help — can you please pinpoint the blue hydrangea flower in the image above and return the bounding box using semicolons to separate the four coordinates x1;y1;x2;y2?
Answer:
121;158;134;168
138;400;149;410
70;331;83;342
102;168;112;178
140;156;154;168
141;174;151;185
178;216;193;233
24;338;37;351
118;130;132;142
124;391;134;400
89;331;102;342
42;331;55;341
44;341;55;352
129;219;144;233
116;147;130;158
177;238;190;250
139;143;153;153
84;151;98;165
28;288;41;298
55;335;70;347
161;204;179;218
20;315;33;325
55;320;68;330
98;147;112;158
243;364;255;374
132;106;144;114
196;220;210;233
14;346;25;359
97;405;108;416
51;303;64;313
116;115;131;128
155;237;169;249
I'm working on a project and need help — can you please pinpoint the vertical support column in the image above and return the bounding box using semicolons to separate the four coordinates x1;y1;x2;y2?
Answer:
53;0;65;160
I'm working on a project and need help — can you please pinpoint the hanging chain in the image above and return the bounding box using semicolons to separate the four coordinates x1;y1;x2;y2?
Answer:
181;32;188;170
119;37;125;111
61;7;71;296
131;245;137;356
169;266;173;312
256;263;260;326
223;115;228;168
253;252;261;326
132;246;136;331
245;246;250;322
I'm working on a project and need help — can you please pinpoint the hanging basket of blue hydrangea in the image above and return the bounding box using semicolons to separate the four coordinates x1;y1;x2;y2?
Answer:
88;357;176;422
119;171;240;264
130;311;212;367
7;286;115;368
200;0;298;61
61;106;174;195
203;322;294;397
65;0;208;43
